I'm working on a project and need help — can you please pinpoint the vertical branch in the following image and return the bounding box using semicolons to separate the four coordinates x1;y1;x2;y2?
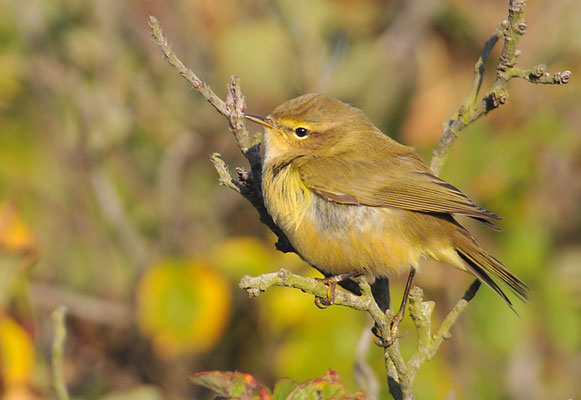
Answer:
354;325;380;400
52;306;70;400
384;342;413;400
430;30;501;175
429;0;570;176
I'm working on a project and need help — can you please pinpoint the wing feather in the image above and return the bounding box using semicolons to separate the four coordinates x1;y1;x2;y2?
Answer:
295;153;500;224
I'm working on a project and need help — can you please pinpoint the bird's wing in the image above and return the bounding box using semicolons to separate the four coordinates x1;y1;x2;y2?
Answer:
295;153;500;223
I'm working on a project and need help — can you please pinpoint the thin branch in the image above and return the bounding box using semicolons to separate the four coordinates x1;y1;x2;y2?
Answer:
148;17;228;117
354;323;380;400
52;306;70;400
429;27;502;176
406;281;481;379
149;15;293;254
240;270;411;398
506;64;572;84
428;280;481;359
33;282;132;328
429;0;571;175
240;269;370;312
89;166;149;271
385;342;413;400
148;17;256;164
210;153;242;193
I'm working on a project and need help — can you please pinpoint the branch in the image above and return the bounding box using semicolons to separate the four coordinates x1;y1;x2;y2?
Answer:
240;269;375;313
240;270;412;398
52;306;70;400
148;17;228;117
149;16;294;254
429;0;571;175
354;323;380;400
406;281;481;379
32;282;131;328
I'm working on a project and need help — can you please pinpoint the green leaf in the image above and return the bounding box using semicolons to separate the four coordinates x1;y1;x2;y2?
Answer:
271;378;300;399
190;371;272;399
282;370;367;399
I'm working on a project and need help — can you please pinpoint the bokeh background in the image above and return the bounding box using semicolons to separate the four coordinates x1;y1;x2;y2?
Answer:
1;0;580;399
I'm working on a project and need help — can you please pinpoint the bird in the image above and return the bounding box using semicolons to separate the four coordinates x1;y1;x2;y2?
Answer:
245;93;528;343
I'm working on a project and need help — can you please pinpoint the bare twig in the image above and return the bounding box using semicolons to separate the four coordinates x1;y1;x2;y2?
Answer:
239;270;410;398
52;306;70;400
240;269;478;400
90;167;149;271
33;283;131;328
406;281;481;379
158;131;200;248
354;322;380;400
149;15;294;255
148;17;228;117
429;0;571;175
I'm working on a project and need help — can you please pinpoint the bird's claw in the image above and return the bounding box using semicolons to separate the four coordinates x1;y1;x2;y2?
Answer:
372;313;407;348
314;270;361;309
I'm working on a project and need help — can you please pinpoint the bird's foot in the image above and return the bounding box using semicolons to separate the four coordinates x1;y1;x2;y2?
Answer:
373;311;407;347
314;270;362;309
372;267;416;347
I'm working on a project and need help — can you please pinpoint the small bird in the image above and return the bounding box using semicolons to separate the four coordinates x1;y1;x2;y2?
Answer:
245;94;527;341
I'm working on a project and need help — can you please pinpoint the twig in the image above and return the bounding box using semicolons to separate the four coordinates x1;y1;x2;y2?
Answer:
89;167;149;272
158;131;200;248
148;17;228;117
429;0;571;175
149;15;295;255
406;281;481;379
32;282;132;328
354;322;380;400
52;306;70;400
240;269;370;311
240;270;410;398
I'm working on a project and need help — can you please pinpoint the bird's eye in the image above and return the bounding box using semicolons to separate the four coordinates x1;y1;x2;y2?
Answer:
294;127;309;138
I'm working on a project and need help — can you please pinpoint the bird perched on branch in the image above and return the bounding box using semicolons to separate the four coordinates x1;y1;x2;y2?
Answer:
246;94;527;344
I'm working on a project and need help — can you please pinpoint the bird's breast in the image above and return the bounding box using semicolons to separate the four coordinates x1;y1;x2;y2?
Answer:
262;162;313;233
262;161;423;276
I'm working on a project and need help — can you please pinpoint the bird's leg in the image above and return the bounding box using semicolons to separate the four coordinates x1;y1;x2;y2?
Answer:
314;270;363;309
377;267;416;347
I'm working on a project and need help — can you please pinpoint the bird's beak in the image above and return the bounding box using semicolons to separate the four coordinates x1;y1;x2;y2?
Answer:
244;114;275;129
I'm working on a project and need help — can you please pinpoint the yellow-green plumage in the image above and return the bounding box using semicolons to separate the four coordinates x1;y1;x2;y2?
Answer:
254;93;528;307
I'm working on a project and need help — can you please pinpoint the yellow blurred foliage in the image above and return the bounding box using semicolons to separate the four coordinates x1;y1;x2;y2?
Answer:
260;283;315;335
0;316;34;387
136;259;232;359
0;203;35;254
211;236;276;279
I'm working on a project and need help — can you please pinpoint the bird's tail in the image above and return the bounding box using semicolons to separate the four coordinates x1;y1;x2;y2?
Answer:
454;228;528;310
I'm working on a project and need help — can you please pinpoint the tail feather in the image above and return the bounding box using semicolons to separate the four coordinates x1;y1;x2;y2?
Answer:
455;230;528;310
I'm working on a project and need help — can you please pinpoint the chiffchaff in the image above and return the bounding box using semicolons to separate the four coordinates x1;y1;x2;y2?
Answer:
245;94;528;315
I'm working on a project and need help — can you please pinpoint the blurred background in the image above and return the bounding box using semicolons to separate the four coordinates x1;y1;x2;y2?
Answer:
0;0;580;399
